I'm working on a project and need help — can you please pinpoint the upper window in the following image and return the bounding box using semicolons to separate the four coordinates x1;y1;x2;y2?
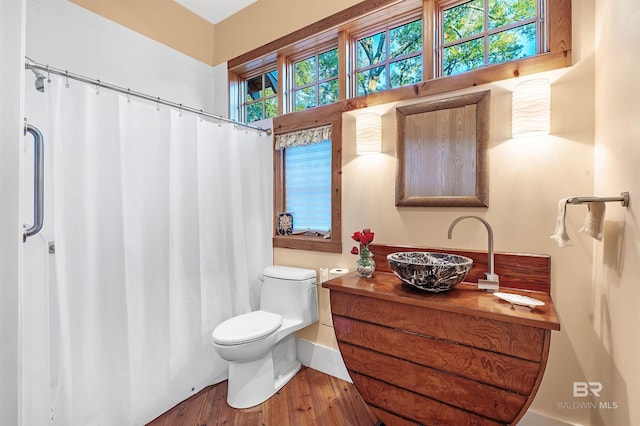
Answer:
354;19;424;96
439;0;541;76
244;70;278;122
293;48;339;111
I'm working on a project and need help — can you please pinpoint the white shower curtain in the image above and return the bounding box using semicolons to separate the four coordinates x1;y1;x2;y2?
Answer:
22;75;273;425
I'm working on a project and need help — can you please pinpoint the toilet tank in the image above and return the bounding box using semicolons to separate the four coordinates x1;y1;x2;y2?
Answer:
260;266;318;324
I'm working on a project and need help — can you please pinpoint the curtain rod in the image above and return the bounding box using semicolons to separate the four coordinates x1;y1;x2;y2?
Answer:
24;57;272;135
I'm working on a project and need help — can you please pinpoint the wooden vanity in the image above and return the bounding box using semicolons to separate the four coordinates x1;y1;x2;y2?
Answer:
322;244;560;426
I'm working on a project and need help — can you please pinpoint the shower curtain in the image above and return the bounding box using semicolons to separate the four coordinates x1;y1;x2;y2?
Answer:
22;75;273;425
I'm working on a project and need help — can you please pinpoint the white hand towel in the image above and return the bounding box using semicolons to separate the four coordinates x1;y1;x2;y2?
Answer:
579;202;606;240
550;197;574;248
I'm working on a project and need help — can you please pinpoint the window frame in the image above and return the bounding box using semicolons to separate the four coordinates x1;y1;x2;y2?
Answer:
240;66;279;123
273;117;342;253
350;14;425;97
289;44;340;112
436;0;546;77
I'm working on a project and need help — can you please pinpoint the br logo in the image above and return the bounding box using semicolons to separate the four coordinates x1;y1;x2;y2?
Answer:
573;382;603;398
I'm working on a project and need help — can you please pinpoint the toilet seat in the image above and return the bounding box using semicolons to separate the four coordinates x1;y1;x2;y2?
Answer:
212;311;283;345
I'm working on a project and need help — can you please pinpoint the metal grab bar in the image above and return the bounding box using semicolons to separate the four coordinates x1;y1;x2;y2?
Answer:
23;120;44;242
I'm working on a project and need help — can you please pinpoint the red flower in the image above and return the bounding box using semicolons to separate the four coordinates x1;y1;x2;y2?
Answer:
351;246;359;255
350;228;375;251
360;231;374;245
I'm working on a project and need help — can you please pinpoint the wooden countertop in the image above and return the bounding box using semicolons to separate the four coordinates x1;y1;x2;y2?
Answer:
323;271;560;331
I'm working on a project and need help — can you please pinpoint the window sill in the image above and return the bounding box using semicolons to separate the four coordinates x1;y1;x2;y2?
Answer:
273;234;342;253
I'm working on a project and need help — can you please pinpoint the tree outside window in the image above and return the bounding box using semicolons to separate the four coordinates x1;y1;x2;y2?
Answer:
293;48;339;111
245;70;278;122
355;19;423;96
440;0;539;76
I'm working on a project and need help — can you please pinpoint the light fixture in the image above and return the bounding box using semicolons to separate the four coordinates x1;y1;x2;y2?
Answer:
356;112;382;155
512;78;551;138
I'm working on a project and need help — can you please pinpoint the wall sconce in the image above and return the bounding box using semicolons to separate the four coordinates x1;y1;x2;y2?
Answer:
512;78;551;138
356;112;382;155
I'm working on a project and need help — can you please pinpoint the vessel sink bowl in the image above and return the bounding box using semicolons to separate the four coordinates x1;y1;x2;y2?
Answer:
387;251;473;293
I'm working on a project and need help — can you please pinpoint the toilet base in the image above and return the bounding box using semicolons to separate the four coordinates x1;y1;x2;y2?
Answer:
227;335;301;409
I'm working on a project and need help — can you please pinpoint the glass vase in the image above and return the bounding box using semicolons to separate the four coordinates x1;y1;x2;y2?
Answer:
356;249;375;278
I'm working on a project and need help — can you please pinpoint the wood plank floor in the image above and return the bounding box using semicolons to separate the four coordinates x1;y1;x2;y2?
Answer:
146;367;380;426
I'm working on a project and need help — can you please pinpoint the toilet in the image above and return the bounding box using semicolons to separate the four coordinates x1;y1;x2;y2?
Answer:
211;265;318;408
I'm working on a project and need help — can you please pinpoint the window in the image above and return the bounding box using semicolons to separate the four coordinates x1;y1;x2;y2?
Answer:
244;70;278;122
285;140;332;231
273;121;342;253
293;48;339;111
439;0;541;76
354;19;423;96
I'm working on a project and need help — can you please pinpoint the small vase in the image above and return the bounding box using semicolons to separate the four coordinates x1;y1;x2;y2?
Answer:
356;249;376;278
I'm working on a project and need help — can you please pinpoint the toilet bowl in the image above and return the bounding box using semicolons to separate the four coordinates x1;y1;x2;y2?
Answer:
211;265;318;408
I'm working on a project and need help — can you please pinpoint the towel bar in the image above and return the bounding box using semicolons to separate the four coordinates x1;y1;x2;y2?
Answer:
567;191;629;207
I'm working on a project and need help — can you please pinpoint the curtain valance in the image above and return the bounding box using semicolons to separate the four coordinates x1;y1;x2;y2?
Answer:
274;124;332;150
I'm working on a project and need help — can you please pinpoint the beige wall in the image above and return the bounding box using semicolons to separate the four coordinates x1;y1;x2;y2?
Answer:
591;0;640;425
284;1;599;424
70;0;216;64
69;0;363;66
212;0;362;64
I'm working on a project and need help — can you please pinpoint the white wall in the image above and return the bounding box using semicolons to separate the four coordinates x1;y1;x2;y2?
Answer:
26;0;217;112
0;1;26;425
592;0;640;425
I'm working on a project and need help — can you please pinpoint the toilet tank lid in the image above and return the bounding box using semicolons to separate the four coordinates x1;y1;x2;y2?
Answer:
263;265;316;281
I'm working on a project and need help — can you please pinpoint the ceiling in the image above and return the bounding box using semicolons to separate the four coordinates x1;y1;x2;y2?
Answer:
174;0;258;24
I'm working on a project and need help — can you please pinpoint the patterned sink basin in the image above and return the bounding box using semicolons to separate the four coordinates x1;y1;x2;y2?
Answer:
387;251;473;293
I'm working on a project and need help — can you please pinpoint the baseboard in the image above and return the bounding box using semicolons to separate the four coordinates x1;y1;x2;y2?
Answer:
296;338;352;383
518;409;583;426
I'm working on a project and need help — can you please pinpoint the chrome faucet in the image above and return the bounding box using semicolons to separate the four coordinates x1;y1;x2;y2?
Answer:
447;215;499;291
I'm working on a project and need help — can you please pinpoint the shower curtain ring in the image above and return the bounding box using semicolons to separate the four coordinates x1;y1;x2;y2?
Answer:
156;97;161;112
46;65;51;83
64;71;70;88
178;103;183;117
96;80;101;96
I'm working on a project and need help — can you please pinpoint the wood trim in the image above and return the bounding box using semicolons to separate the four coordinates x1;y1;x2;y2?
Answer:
423;0;436;81
369;243;552;293
548;0;572;54
277;55;287;117
227;71;240;121
338;30;348;101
